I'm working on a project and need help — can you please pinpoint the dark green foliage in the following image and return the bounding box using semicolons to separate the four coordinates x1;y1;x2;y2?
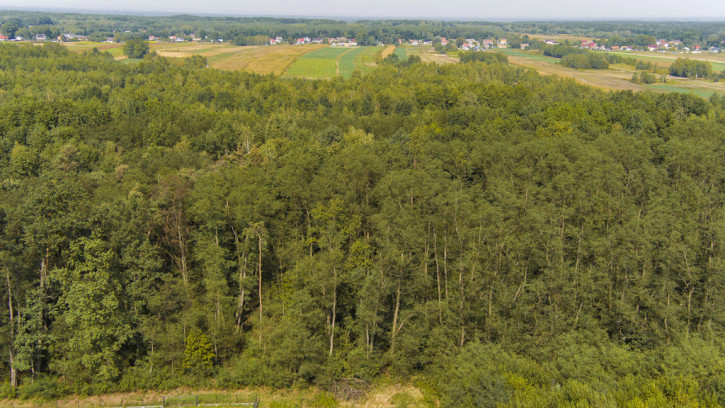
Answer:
0;42;724;406
458;51;508;64
123;37;149;59
670;58;713;78
543;44;586;58
632;71;657;84
560;52;609;69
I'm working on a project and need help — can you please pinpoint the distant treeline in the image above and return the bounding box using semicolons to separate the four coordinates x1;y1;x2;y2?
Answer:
1;11;725;47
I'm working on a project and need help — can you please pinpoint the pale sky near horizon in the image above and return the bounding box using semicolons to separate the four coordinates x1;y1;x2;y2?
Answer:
2;0;725;20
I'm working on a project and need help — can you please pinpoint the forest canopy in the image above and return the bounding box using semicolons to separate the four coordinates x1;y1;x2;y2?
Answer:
0;42;725;407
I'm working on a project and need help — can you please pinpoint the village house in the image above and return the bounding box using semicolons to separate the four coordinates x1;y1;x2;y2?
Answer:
35;34;47;41
497;38;507;48
0;34;7;41
440;37;448;45
520;43;529;49
482;39;494;48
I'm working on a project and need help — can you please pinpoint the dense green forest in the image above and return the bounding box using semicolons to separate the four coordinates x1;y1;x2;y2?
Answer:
1;42;725;407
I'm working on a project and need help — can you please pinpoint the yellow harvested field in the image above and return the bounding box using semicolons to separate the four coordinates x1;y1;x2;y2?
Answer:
149;42;327;75
381;45;396;59
504;51;725;96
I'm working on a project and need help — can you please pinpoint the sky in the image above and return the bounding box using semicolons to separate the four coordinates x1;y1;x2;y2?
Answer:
2;0;725;20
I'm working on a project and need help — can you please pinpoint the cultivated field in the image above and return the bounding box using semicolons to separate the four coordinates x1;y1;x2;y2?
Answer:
338;46;383;78
61;41;125;57
608;50;725;72
284;46;384;78
497;48;725;96
284;46;352;78
149;42;326;75
396;45;459;65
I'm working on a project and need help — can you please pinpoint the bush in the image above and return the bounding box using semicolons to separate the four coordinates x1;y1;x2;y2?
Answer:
0;381;16;399
17;376;68;400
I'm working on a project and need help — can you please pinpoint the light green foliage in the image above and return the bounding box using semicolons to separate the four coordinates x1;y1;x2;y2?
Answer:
183;329;215;374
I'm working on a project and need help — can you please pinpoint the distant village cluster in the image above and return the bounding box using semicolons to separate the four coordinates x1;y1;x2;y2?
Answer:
577;38;720;53
1;31;721;54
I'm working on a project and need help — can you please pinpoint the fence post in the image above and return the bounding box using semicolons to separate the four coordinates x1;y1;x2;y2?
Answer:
162;396;166;407
195;396;198;407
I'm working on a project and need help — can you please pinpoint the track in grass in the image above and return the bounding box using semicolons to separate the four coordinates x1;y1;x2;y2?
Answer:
283;46;352;78
285;46;385;78
338;46;382;78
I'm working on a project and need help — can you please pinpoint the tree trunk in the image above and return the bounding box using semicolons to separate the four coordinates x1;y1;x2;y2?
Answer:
6;268;16;388
390;279;401;355
329;267;337;356
433;229;442;325
258;233;263;343
232;227;248;333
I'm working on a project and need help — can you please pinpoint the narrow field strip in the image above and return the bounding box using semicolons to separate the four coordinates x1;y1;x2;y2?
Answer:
338;47;368;78
284;46;351;78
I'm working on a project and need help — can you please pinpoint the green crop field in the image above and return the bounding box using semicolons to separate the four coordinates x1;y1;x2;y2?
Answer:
338;46;382;78
61;41;125;57
498;48;559;63
394;45;408;59
284;46;351;77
